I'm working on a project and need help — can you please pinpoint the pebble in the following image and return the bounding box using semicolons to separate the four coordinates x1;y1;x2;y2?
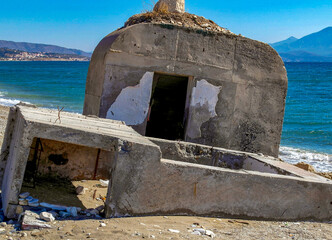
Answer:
205;230;216;238
192;231;202;235
66;207;78;217
59;211;71;218
0;223;6;227
168;229;180;233
193;228;206;235
19;192;30;199
0;228;5;233
99;223;106;227
75;186;85;195
40;212;55;222
21;232;28;237
19;199;28;206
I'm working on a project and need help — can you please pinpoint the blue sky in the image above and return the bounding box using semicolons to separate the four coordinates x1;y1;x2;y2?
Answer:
1;0;331;52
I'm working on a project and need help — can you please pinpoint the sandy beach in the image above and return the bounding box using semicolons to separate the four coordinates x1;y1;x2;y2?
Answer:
0;105;331;239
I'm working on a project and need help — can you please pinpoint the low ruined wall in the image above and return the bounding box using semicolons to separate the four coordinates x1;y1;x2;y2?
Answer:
84;23;287;157
106;139;332;220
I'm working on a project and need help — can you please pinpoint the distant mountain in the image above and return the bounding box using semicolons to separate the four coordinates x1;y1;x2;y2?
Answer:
0;40;91;57
271;36;298;48
270;27;332;62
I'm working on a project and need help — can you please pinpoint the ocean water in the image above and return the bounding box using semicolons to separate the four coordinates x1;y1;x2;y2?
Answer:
0;61;331;172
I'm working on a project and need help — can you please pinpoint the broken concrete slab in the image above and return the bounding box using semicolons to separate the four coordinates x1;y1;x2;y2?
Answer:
0;105;155;218
21;211;51;230
1;106;331;221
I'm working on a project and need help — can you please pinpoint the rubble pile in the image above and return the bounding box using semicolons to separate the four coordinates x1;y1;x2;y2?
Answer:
124;11;234;35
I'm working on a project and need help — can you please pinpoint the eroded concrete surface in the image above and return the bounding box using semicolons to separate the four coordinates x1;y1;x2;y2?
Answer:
106;72;153;125
1;106;331;221
83;23;287;157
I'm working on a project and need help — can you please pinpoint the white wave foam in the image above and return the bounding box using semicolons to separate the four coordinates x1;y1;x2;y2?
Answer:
0;98;21;106
279;146;332;172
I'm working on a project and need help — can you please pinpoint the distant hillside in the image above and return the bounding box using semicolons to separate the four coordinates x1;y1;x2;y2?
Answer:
271;27;332;62
0;47;90;61
271;36;298;48
0;40;91;57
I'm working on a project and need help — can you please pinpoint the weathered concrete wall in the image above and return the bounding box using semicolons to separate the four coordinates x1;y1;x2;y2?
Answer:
1;106;331;221
26;138;113;180
0;106;153;218
84;23;287;157
106;138;332;221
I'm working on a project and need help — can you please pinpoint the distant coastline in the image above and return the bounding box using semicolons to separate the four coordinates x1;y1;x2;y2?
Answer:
0;47;90;61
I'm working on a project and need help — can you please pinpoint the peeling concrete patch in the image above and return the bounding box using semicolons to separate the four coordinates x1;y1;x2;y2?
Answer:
106;72;154;125
187;80;221;139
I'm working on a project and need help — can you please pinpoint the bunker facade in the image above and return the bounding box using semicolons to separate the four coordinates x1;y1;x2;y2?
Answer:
83;19;288;157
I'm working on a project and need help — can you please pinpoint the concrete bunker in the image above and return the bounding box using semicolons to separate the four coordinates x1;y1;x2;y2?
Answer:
83;9;288;158
1;106;331;221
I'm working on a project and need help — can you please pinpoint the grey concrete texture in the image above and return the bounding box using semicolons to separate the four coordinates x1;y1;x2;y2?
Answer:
107;136;332;221
0;106;331;221
83;23;287;157
0;106;154;218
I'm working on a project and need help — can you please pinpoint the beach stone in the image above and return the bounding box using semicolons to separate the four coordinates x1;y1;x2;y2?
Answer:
66;207;78;217
19;192;30;199
295;162;316;172
19;199;28;206
59;211;71;218
154;0;185;13
39;212;55;222
76;186;85;195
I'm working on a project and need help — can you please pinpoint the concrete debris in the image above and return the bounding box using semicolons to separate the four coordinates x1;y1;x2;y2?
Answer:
21;211;52;230
66;207;78;217
99;179;109;187
39;212;55;222
39;203;67;211
59;211;71;218
192;228;215;238
18;199;28;206
19;192;29;199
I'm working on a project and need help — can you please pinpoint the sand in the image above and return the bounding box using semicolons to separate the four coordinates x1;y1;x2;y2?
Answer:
0;105;331;239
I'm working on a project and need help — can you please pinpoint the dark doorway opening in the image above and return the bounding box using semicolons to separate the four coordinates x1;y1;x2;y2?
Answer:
145;73;189;140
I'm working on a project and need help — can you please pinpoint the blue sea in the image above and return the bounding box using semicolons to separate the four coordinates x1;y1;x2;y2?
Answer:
0;61;331;172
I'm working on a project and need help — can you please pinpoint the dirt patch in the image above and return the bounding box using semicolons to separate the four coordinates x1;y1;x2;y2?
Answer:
21;178;107;210
124;11;234;34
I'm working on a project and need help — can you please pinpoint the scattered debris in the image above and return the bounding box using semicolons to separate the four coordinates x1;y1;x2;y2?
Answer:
39;212;55;222
21;211;52;230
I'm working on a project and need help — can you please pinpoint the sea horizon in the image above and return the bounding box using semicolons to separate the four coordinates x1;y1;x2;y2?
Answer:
0;61;331;172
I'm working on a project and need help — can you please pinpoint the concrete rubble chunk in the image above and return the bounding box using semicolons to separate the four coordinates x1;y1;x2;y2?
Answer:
21;211;52;230
66;207;78;217
154;0;185;13
39;212;55;222
39;203;67;211
19;192;29;199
